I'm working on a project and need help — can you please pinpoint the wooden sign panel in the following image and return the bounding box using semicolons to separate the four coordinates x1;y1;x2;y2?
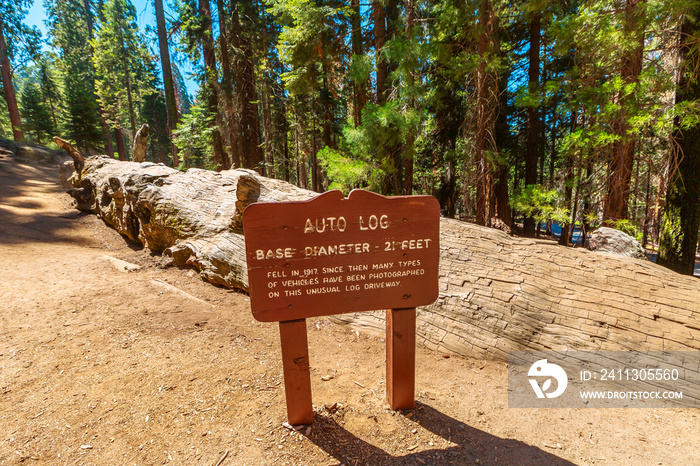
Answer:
242;190;440;322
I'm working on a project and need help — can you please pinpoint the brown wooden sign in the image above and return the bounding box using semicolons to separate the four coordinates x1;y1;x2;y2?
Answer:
242;189;440;424
242;189;440;322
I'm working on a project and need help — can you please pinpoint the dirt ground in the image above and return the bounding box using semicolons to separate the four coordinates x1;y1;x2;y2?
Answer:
0;154;698;466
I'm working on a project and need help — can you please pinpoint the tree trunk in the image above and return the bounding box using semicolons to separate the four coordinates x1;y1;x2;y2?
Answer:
64;156;700;362
83;0;114;158
200;0;226;170
216;0;239;169
641;154;652;248
0;23;24;142
386;0;401;194
231;1;262;171
493;67;511;225
373;1;387;104
310;101;319;192
403;0;415;195
432;46;460;217
657;12;700;275
122;49;137;138
350;0;365;127
277;83;290;182
154;0;180;167
524;12;541;237
114;127;126;161
321;71;333;151
603;0;646;222
98;109;115;159
199;0;228;171
559;149;574;246
473;0;498;227
262;78;274;177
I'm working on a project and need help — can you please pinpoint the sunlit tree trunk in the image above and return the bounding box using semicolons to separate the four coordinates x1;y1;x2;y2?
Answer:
114;127;126;161
83;0;114;158
199;0;227;171
604;0;646;222
403;0;415;195
262;78;274;177
350;0;365;127
216;0;240;169
523;12;540;236
231;1;262;171
493;68;510;226
154;0;179;167
373;1;387;104
0;23;23;142
473;0;499;227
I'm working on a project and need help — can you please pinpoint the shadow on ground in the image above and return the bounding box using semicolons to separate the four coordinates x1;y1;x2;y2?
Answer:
0;154;90;245
307;401;575;465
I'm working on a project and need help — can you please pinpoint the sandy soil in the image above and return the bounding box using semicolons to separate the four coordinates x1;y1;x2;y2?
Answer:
0;154;698;466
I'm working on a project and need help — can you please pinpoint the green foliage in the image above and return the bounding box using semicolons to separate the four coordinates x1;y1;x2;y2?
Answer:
140;88;171;163
19;79;54;144
62;73;105;153
348;54;372;85
92;0;156;136
609;219;643;241
547;0;676;164
173;0;203;63
172;101;214;169
27;0;700;252
0;0;42;64
0;91;9;137
317;146;371;193
513;185;570;225
45;0;105;152
37;58;60;125
341;102;414;187
270;0;350;94
585;212;601;230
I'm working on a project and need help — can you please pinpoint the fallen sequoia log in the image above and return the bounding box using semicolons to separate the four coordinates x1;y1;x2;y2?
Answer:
63;156;700;361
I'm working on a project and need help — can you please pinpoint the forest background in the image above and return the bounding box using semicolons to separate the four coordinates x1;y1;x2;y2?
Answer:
1;0;699;275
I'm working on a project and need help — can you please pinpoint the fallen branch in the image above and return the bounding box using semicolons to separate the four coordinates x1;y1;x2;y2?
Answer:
53;136;85;177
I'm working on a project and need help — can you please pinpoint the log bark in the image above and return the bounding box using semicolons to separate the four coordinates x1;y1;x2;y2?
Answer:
64;158;700;361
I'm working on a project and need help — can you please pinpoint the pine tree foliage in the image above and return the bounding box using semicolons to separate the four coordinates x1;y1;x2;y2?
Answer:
12;0;700;270
19;73;55;144
45;0;105;153
92;0;155;153
1;0;41;141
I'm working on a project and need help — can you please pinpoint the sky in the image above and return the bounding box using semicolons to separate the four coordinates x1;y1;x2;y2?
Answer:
24;0;200;96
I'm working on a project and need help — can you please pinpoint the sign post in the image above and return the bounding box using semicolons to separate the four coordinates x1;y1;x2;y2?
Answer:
243;190;439;424
278;319;313;425
387;307;417;410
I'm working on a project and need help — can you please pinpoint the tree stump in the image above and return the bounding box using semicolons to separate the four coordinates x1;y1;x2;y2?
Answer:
132;124;150;163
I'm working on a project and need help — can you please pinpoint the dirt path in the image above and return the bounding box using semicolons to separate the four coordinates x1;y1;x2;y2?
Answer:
0;154;698;466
